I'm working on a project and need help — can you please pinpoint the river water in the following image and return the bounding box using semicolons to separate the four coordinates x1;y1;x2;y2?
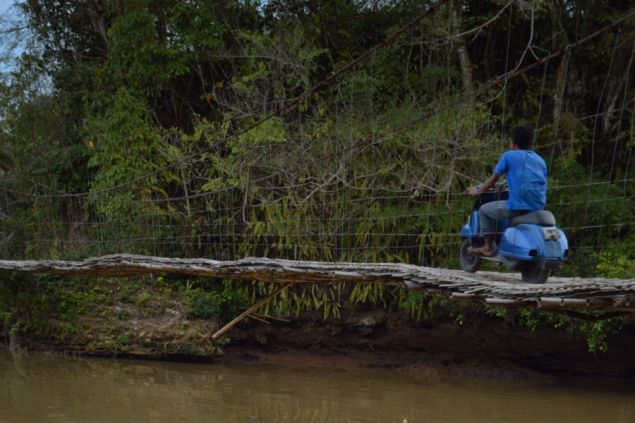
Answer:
0;350;633;423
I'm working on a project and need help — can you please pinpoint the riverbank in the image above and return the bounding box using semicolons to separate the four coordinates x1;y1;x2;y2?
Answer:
7;309;635;384
220;310;635;382
2;275;635;383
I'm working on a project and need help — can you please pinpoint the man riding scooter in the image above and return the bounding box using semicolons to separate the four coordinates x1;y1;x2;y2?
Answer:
466;125;547;257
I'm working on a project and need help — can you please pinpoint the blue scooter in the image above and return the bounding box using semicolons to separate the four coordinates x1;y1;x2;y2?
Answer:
459;186;569;284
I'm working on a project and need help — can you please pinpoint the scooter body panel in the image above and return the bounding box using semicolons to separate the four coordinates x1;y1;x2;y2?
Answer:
460;207;568;270
498;224;568;263
460;211;511;244
460;211;480;241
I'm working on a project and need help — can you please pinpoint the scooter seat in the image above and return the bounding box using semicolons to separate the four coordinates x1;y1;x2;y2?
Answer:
510;210;556;226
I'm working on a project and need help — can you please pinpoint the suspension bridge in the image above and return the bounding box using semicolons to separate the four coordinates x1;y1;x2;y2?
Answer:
0;254;633;319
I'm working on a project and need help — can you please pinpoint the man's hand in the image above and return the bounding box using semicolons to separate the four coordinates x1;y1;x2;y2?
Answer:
467;186;480;197
467;173;499;197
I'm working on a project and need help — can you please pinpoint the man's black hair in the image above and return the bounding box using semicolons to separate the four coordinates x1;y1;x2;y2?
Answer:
511;125;534;150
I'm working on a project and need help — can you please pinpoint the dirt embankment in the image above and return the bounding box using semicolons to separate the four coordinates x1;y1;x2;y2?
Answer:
222;310;635;381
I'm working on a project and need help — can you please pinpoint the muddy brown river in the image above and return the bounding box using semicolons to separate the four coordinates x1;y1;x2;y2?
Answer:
1;350;633;422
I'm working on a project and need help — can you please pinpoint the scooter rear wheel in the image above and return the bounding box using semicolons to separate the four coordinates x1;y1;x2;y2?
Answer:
460;239;482;273
520;263;549;284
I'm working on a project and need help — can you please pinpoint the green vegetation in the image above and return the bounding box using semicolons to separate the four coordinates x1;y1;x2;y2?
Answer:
0;1;633;353
186;284;246;320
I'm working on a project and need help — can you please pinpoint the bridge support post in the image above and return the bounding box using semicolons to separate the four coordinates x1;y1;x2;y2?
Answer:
212;282;294;340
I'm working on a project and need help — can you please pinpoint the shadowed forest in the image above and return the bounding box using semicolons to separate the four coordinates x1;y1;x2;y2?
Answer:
0;1;634;356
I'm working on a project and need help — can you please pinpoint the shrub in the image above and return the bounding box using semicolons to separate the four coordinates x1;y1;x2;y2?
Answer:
186;285;246;321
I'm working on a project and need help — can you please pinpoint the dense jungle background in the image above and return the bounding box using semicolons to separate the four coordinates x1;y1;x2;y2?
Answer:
0;0;634;357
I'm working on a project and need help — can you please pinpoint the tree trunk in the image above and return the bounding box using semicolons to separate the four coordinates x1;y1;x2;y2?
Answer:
549;0;569;128
87;0;109;45
553;51;569;127
602;37;635;140
451;1;474;105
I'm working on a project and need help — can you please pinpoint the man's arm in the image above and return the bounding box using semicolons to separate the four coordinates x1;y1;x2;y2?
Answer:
467;173;499;197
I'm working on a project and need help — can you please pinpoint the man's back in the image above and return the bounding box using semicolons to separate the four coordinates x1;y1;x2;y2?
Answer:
494;149;547;211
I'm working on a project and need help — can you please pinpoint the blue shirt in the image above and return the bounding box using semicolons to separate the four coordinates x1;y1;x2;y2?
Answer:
494;150;547;211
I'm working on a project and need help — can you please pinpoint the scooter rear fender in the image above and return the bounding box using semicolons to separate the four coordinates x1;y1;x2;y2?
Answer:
498;224;568;261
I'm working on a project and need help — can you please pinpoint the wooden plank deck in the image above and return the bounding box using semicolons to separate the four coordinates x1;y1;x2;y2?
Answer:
1;254;633;315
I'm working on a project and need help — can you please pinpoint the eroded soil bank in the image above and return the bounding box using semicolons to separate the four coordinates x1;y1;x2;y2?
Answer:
2;277;635;383
221;310;635;382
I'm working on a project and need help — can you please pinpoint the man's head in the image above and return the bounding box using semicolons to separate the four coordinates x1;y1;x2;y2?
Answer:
510;125;534;150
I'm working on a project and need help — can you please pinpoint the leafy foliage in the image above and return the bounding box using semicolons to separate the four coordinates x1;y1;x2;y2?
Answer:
186;284;246;321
